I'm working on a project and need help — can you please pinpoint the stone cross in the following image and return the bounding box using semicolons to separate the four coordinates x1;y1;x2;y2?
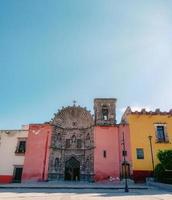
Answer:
73;100;77;106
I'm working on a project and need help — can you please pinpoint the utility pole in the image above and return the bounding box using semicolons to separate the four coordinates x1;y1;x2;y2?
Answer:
148;135;155;176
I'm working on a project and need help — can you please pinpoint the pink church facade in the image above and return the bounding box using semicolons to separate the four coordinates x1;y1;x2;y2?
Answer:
94;126;120;181
0;98;132;183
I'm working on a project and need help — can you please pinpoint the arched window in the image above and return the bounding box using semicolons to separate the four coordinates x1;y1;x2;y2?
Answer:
102;106;108;120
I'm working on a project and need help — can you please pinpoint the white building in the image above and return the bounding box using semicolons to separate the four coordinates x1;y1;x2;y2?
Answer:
0;126;28;183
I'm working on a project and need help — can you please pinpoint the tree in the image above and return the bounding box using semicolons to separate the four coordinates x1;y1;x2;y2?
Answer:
157;150;172;170
154;150;172;184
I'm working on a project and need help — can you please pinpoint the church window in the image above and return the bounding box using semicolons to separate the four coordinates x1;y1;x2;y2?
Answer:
103;150;107;158
102;106;108;120
72;122;77;127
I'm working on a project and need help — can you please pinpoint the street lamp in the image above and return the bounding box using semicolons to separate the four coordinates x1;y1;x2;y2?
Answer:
148;135;155;177
122;131;129;192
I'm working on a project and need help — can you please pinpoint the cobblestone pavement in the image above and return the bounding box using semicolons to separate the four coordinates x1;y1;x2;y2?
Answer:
0;188;171;200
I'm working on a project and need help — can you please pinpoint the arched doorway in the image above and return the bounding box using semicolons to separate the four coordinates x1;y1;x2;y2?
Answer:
65;157;80;181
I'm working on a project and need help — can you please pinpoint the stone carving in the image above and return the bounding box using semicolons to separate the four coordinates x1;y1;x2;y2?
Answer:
48;105;94;181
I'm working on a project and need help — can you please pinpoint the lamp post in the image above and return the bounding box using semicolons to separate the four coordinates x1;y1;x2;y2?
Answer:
122;131;129;192
148;135;155;177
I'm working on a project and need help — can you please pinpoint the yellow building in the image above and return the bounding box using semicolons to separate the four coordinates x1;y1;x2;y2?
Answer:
122;107;172;182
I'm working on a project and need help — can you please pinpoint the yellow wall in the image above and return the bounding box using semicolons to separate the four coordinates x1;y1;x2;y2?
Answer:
128;114;172;171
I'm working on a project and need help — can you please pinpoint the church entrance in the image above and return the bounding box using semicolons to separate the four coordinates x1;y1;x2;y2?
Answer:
65;157;80;181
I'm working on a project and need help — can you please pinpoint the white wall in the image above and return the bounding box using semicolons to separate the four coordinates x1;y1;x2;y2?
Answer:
0;129;28;175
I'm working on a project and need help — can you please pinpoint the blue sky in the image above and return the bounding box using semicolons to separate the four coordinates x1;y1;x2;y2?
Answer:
0;0;172;129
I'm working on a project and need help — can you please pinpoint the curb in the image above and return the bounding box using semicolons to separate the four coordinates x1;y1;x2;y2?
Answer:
0;186;148;190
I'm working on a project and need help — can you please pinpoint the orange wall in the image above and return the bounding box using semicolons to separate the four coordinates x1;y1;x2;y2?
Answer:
22;124;52;182
128;114;172;171
94;126;120;181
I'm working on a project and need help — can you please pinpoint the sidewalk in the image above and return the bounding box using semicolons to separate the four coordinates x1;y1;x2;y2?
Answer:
0;180;148;190
147;180;172;192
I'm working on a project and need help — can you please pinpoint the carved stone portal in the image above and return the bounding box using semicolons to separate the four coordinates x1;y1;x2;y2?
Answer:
48;105;94;181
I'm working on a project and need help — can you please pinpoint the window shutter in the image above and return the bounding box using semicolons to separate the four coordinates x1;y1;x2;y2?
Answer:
155;125;159;142
164;125;169;142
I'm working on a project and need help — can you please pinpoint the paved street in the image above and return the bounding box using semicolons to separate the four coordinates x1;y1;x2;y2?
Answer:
0;188;172;200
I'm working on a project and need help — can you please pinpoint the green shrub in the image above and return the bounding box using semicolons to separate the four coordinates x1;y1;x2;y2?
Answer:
154;163;165;182
155;150;172;183
157;150;172;170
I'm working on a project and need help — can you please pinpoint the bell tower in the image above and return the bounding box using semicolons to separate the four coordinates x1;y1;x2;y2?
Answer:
94;98;117;126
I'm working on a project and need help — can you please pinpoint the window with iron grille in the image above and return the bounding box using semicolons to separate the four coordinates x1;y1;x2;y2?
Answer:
136;148;144;159
156;125;167;142
15;140;26;154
